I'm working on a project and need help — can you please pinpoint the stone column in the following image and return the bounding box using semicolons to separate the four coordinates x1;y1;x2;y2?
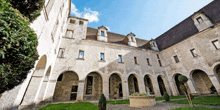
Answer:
102;76;109;100
138;78;146;94
43;80;57;102
168;81;179;96
209;75;220;94
187;78;199;95
36;80;48;105
152;81;162;97
122;80;129;99
76;80;85;102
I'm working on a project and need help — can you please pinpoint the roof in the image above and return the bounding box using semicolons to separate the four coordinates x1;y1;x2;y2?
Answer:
155;0;220;50
86;27;150;49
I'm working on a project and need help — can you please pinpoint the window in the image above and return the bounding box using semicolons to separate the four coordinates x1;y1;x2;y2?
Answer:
86;76;93;94
174;55;179;63
70;86;78;100
57;74;63;81
79;21;83;25
58;48;65;58
65;30;73;38
197;17;203;24
212;40;220;50
147;58;150;65
100;53;104;61
118;55;122;63
45;0;55;15
190;49;198;57
78;51;84;59
134;57;138;64
158;60;162;67
156;54;160;59
70;19;76;24
101;31;104;36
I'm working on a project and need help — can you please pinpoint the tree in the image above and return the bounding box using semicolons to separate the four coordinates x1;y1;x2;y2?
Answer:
0;0;39;95
9;0;45;22
178;75;193;107
98;94;107;110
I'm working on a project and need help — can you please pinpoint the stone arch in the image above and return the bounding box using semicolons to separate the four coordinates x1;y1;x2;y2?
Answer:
83;72;103;100
157;75;167;96
128;74;140;95
172;73;185;95
213;64;220;83
144;74;154;94
191;69;217;94
20;55;48;106
53;71;79;102
109;73;123;99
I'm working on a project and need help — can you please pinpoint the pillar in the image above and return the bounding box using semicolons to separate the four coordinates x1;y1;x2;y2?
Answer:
76;80;85;102
187;78;199;95
102;75;109;100
138;77;146;94
122;81;129;99
152;81;162;97
169;81;179;96
43;80;57;102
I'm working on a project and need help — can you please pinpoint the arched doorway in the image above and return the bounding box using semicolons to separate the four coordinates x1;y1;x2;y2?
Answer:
21;55;47;106
128;74;139;95
144;75;154;94
53;71;79;102
192;70;217;94
109;73;123;99
157;75;167;96
84;72;103;100
174;74;184;95
215;65;220;81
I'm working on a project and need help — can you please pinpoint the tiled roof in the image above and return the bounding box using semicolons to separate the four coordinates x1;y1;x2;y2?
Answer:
155;0;220;50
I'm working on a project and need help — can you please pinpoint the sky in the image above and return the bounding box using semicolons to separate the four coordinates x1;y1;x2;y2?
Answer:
71;0;213;40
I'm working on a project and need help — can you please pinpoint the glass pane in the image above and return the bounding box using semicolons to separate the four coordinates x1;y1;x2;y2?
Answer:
100;53;104;60
118;55;122;62
101;31;104;36
79;51;84;58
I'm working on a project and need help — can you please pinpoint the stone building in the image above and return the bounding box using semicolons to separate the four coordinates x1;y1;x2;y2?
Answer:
0;0;220;109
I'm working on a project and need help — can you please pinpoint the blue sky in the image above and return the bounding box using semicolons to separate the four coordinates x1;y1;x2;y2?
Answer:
71;0;213;40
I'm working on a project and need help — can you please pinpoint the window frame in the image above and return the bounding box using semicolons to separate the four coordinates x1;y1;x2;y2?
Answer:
190;49;198;57
134;57;138;64
79;21;84;25
78;50;84;59
146;58;151;66
57;48;65;58
212;40;220;50
174;55;180;63
197;17;203;24
100;53;105;61
101;31;104;36
118;55;123;63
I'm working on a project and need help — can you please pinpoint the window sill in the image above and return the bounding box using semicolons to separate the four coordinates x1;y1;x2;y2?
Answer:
62;36;75;39
76;58;84;60
98;60;106;62
118;62;124;64
135;63;139;65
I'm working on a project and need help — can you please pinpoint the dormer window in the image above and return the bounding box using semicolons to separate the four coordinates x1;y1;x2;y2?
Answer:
70;19;75;24
79;21;83;25
101;31;104;36
197;17;203;24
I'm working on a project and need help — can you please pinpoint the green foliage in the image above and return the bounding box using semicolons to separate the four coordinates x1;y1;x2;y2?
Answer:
163;92;170;102
98;94;107;110
0;0;39;94
39;102;99;110
130;92;148;96
178;75;188;84
190;94;194;99
164;95;220;106
170;106;220;110
9;0;45;22
115;85;120;89
107;99;129;105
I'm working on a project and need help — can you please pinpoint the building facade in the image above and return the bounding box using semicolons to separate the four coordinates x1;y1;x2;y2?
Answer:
0;0;220;109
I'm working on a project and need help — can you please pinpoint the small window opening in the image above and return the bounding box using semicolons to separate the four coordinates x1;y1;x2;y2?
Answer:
57;74;63;81
197;17;203;24
134;57;138;64
78;51;84;59
86;76;93;94
79;21;83;25
212;40;220;50
158;60;162;67
118;55;122;63
147;58;150;65
156;54;160;59
70;19;76;24
101;31;104;36
100;53;104;61
58;48;65;58
174;55;179;63
190;49;198;57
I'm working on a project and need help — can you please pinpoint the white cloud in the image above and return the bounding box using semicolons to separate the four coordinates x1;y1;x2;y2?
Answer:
71;3;99;23
106;27;110;31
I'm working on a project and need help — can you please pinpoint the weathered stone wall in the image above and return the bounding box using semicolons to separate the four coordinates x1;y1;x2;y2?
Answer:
109;74;122;99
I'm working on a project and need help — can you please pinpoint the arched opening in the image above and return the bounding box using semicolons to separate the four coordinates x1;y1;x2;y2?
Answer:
21;55;47;106
192;70;217;94
53;71;79;102
174;74;184;95
128;74;139;95
144;75;154;94
215;65;220;81
109;73;123;99
157;76;167;96
84;72;103;100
